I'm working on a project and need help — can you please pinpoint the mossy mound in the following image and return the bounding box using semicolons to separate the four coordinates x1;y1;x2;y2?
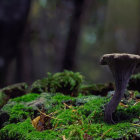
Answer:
80;83;114;96
0;92;8;108
0;93;40;128
0;82;28;98
0;92;140;139
30;70;83;96
0;83;28;109
0;118;60;140
0;71;140;139
1;118;140;140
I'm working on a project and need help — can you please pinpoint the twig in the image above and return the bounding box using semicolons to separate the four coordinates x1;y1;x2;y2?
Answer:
62;135;67;140
101;128;112;139
133;101;140;106
132;124;140;127
63;103;73;109
37;109;61;120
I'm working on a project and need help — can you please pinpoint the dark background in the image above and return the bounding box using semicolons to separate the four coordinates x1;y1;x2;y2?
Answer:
0;0;139;87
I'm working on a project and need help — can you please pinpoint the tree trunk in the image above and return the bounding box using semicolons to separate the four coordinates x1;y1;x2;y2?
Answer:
61;0;87;71
0;0;31;87
16;21;33;84
136;2;140;55
134;2;140;73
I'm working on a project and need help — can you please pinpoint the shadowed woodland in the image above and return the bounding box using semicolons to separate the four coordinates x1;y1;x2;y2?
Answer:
1;1;140;139
0;0;140;87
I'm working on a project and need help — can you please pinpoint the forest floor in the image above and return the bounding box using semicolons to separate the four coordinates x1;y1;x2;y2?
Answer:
0;71;140;140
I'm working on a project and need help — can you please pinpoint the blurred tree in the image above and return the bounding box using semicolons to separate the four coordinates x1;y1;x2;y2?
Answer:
136;2;140;55
17;21;33;84
135;2;140;73
61;0;93;70
0;0;31;87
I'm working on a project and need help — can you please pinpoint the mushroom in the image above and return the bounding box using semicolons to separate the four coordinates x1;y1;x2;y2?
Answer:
100;53;140;124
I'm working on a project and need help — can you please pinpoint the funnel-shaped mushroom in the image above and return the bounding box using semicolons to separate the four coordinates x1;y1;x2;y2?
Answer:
100;53;140;124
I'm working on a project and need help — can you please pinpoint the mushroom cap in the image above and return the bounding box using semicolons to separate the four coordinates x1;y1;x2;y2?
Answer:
100;53;140;65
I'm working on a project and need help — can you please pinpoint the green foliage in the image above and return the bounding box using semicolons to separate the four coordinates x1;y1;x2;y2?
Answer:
114;102;140;122
134;91;140;99
80;83;114;96
52;109;80;126
84;122;139;139
30;79;48;93
1;102;33;123
0;82;28;98
0;118;139;140
7;104;32;123
11;93;40;103
0;93;140;139
128;73;140;92
1;93;40;123
0;118;61;140
77;96;107;123
51;93;75;104
1;71;140;139
31;70;83;96
130;73;140;79
38;93;76;114
51;95;107;130
63;125;84;140
45;71;83;96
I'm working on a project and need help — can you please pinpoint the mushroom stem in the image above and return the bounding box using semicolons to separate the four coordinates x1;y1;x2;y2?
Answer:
104;63;136;124
100;53;140;124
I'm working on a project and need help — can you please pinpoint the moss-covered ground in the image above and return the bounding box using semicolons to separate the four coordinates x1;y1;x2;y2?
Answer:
0;71;140;140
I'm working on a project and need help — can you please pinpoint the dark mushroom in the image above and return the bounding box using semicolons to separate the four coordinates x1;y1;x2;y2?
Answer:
100;53;140;124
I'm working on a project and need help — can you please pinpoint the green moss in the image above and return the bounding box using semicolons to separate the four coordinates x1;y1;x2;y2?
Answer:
11;93;40;103
1;118;139;140
1;102;33;124
0;93;140;139
77;96;107;123
80;83;114;96
0;92;8;108
29;79;48;93
52;93;75;103
0;118;61;140
114;102;140;122
52;109;80;127
51;95;107;128
62;121;139;139
128;73;140;92
30;70;83;96
43;93;75;114
0;82;28;98
9;104;33;123
82;122;139;139
0;73;140;140
130;73;140;79
1;93;40;123
63;125;84;140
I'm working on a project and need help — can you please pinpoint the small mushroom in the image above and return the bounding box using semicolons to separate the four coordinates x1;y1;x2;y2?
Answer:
100;53;140;124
